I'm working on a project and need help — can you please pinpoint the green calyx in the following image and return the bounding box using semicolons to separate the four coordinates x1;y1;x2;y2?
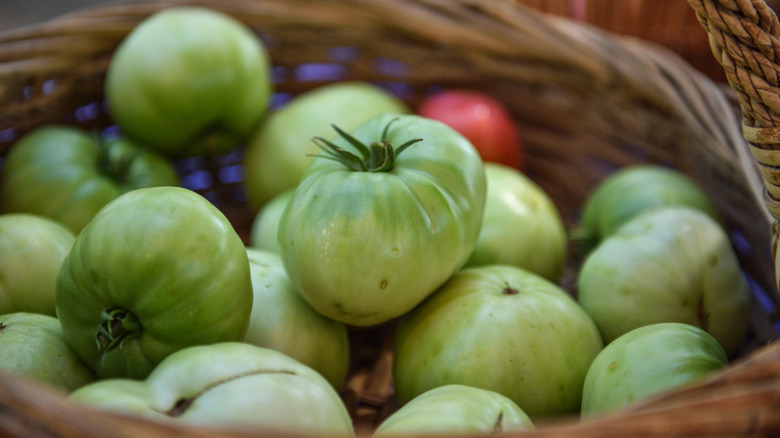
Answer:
95;307;142;352
311;118;422;172
95;136;140;184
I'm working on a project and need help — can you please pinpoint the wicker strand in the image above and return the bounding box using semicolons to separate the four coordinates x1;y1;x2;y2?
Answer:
688;0;780;295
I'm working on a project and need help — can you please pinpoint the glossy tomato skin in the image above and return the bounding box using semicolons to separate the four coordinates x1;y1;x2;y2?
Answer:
278;113;487;327
0;125;179;233
417;90;523;169
0;214;75;317
55;186;253;379
105;7;272;157
68;343;355;436
243;82;410;212
0;312;96;393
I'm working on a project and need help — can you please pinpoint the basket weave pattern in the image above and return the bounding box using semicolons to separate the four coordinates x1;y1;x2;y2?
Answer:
0;0;779;436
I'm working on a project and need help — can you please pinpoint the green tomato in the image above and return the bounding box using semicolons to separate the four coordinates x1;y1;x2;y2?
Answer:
244;248;350;389
581;322;728;417
278;113;487;326
105;7;272;157
0;125;179;233
575;164;721;251
374;384;534;437
464;162;567;281
69;342;355;436
243;81;410;211
249;188;294;253
577;206;750;356
0;214;75;316
393;264;604;419
55;186;253;379
0;312;95;393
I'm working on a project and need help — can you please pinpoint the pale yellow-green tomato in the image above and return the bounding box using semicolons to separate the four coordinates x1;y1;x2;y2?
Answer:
0;312;96;392
393;265;603;419
374;384;534;436
0;213;75;316
243;248;350;389
249;188;294;253
582;323;728;417
69;342;355;436
465;162;567;282
577;206;750;357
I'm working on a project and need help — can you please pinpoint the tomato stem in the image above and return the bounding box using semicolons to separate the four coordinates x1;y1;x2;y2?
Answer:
310;118;422;172
502;282;519;295
95;307;142;352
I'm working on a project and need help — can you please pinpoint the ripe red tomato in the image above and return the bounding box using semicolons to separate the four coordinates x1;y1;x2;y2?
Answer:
417;90;523;169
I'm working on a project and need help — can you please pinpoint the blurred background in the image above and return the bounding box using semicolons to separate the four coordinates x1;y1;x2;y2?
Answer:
0;0;128;31
2;0;780;83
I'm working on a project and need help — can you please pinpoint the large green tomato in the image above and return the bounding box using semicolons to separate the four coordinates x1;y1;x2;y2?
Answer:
244;248;350;389
0;125;179;233
243;81;410;211
393;264;603;419
374;384;534;437
0;312;96;393
581;323;728;417
574;164;721;252
105;7;272;157
69;342;355;436
0;214;75;316
577;206;750;357
278;113;487;326
55;186;253;379
464;162;567;282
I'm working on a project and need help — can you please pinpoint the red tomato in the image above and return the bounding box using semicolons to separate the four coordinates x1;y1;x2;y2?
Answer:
417;90;523;169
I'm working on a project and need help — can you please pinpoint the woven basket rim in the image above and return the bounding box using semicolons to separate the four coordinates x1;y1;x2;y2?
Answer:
0;1;779;437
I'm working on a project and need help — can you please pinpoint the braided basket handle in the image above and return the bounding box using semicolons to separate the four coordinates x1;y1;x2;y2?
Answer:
688;0;780;291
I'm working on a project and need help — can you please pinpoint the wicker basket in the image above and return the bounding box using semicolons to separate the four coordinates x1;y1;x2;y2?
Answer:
1;0;779;436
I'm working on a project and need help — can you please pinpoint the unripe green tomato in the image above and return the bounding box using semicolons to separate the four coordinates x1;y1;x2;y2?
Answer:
249;188;294;253
69;342;355;436
243;81;410;211
55;186;253;379
0;125;179;233
374;384;534;437
393;264;603;419
278;113;486;327
105;7;272;157
0;312;96;393
243;248;350;389
0;214;75;316
575;164;721;252
577;206;750;357
581;322;728;417
465;162;567;282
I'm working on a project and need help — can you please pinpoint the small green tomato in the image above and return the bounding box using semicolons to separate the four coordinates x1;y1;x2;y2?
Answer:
374;384;534;436
0;214;75;316
0;312;96;392
581;322;728;417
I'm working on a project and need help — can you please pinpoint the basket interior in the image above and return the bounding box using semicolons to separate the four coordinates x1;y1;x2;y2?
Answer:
0;0;778;435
